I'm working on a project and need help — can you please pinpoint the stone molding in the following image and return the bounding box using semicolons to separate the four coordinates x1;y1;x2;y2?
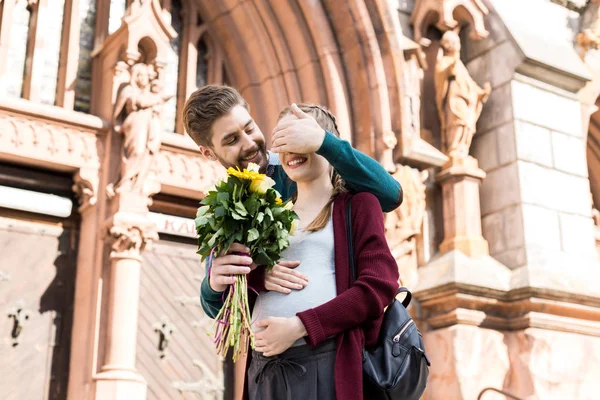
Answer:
154;142;226;199
415;251;600;337
417;283;600;337
0;98;106;172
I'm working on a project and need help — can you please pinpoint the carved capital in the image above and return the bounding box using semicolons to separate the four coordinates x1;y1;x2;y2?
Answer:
104;213;158;256
411;0;489;44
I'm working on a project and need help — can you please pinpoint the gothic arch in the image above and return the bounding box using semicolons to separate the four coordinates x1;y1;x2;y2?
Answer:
192;0;406;160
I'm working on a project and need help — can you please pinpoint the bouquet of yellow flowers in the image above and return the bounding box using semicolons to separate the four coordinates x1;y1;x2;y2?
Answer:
195;163;298;360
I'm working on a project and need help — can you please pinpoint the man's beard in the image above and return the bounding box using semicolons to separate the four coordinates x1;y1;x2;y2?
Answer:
215;143;268;173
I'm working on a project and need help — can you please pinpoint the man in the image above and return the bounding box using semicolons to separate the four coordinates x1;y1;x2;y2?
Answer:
183;85;402;318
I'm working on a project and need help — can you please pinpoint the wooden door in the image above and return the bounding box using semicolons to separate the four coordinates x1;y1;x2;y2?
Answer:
0;212;78;400
138;238;231;400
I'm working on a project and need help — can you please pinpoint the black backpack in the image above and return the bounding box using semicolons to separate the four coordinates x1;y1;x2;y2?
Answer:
346;198;430;400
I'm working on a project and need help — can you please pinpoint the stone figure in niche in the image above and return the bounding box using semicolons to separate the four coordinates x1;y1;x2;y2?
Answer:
577;0;600;57
107;63;171;198
385;165;428;288
434;31;491;161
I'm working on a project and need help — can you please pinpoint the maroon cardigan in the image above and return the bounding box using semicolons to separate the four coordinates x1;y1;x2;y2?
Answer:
245;192;400;399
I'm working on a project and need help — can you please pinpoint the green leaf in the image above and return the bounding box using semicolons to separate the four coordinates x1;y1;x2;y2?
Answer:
201;191;217;205
215;206;226;218
244;196;259;215
194;216;208;227
254;249;273;267
196;205;210;217
234;201;248;216
217;192;230;205
231;211;246;220
207;227;224;247
255;212;264;224
247;228;260;242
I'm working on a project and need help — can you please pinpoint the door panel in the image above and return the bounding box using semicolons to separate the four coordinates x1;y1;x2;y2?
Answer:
138;239;228;400
0;214;77;400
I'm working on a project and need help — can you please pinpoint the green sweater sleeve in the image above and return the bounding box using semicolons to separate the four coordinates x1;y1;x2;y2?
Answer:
317;132;403;212
200;276;225;319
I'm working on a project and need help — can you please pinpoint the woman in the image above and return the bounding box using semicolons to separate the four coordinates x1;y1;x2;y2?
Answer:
244;104;400;400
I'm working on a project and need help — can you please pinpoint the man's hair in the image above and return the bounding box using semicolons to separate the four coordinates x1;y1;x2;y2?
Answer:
183;85;249;147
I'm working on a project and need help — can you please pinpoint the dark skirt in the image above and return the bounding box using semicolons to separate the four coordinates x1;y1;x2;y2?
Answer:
247;339;337;400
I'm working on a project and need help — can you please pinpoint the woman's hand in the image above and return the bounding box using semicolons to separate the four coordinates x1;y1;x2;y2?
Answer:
254;316;307;357
264;261;308;294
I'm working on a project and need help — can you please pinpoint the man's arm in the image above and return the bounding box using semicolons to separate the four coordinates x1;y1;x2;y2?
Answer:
200;276;225;318
317;132;402;212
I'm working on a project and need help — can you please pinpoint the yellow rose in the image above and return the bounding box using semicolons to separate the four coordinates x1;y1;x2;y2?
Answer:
275;197;283;205
249;176;276;194
289;219;300;236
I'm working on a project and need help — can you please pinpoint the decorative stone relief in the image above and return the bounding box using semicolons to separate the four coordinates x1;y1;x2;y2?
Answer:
153;148;226;195
172;359;224;399
434;31;491;162
577;1;600;57
385;165;428;287
72;168;98;211
411;0;489;45
0;109;102;170
106;62;171;198
106;220;158;255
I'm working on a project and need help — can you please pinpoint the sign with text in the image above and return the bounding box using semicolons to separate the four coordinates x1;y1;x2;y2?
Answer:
149;212;197;238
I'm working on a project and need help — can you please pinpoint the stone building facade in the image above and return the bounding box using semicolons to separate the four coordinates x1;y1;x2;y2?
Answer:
0;0;599;399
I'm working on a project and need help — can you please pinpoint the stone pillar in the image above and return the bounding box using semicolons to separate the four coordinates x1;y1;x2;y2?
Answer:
437;156;489;258
67;170;101;400
94;193;157;399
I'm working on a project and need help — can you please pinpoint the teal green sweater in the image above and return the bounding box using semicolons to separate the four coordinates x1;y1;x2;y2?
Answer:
200;132;403;318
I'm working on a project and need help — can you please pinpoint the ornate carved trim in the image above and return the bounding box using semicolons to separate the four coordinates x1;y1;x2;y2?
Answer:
172;359;224;397
153;147;225;199
0;98;105;172
411;0;489;44
104;214;158;256
72;169;98;212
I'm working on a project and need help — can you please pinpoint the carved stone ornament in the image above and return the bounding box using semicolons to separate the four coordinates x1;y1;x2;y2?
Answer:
72;169;98;211
0;105;102;172
577;1;600;57
153;147;226;196
434;31;491;162
386;165;429;246
411;0;489;45
106;62;171;198
385;165;428;287
106;219;158;255
172;359;224;399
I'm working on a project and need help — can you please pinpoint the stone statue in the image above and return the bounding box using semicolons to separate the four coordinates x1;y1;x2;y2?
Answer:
434;31;491;161
385;165;428;287
577;1;600;57
107;63;170;198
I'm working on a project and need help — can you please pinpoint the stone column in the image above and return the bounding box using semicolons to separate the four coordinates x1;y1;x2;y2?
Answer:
94;193;157;399
437;156;489;258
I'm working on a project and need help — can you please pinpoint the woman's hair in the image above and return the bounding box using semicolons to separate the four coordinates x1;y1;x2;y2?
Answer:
277;104;346;232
